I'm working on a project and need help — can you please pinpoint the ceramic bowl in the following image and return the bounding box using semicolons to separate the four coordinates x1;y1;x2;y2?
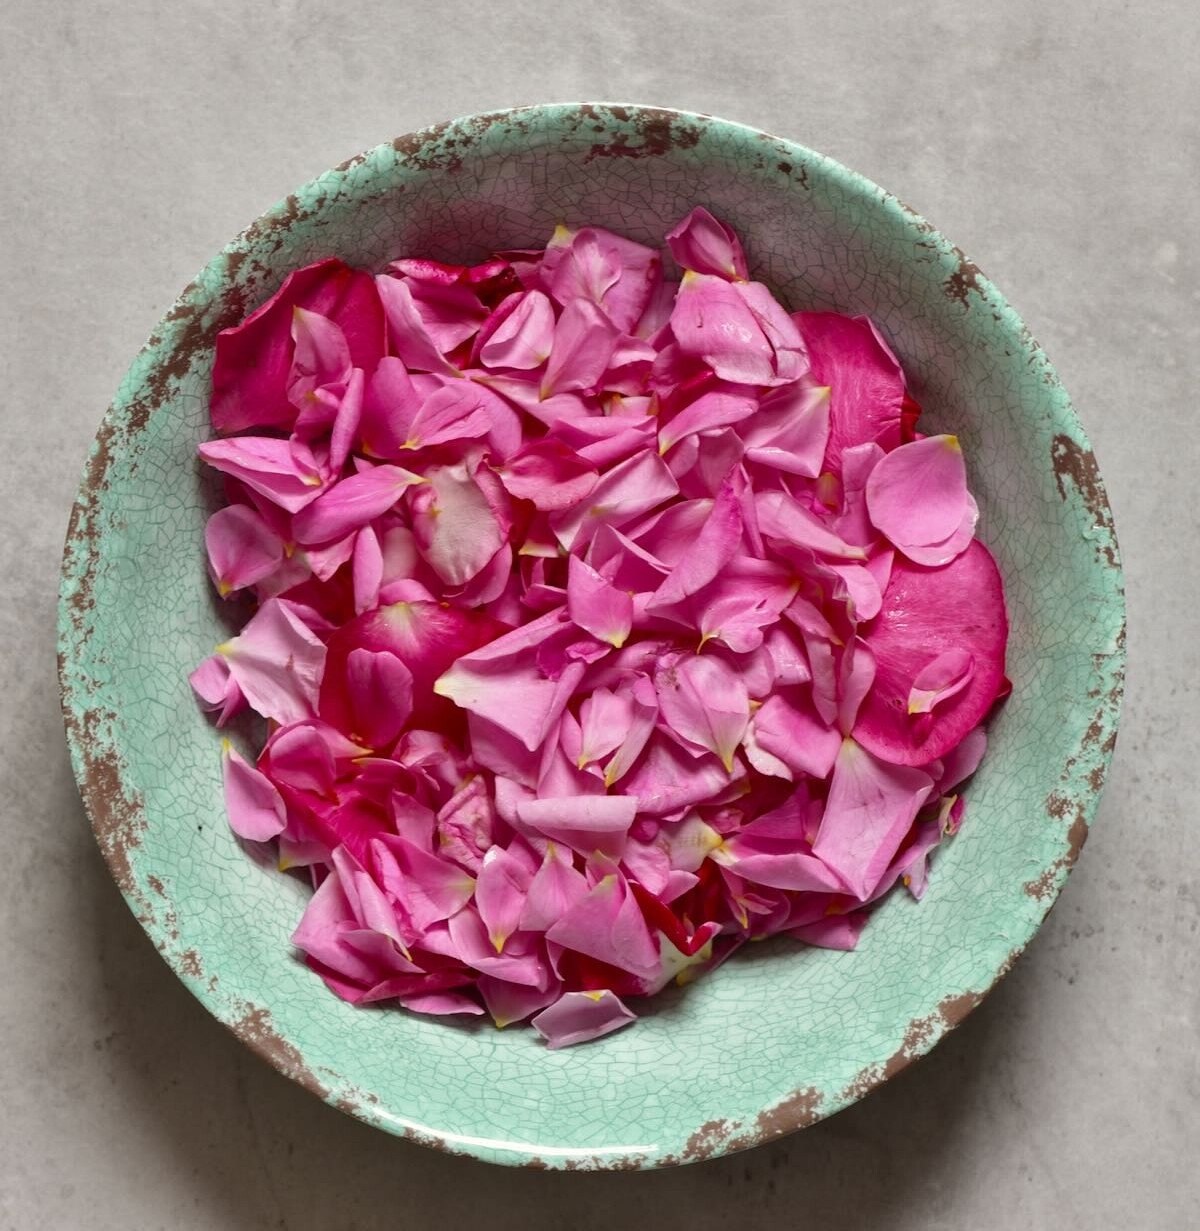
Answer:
58;103;1124;1169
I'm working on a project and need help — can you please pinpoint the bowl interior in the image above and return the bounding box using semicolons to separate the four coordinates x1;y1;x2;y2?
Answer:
59;104;1124;1169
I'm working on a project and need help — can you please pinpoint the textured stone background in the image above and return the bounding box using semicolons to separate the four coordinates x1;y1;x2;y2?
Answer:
2;1;1196;1227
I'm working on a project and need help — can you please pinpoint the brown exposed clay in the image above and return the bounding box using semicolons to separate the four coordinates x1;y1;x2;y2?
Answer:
1025;813;1090;900
1050;435;1117;569
584;108;702;162
179;949;203;978
754;1086;822;1137
230;1005;331;1100
944;250;984;307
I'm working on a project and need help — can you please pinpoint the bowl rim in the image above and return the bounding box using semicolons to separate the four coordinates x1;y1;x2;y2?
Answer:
58;101;1126;1169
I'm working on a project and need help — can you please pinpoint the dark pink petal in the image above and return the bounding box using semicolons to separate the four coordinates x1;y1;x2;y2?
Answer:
375;273;460;375
665;206;749;280
544;874;660;979
288;307;351;404
292;465;424;546
478;289;556;370
540;298;621;397
517;795;638;861
198;436;325;514
359;357;422;459
655;654;749;771
339;647;413;749
409;462;504;586
752;691;841;779
216;598;325;725
794;312;905;471
212;259;383;434
531;989;636;1049
567;555;633;648
853;542;1007;765
261;721;363;797
205;504;283;596
865;434;972;549
222;742;285;840
402;380;494;450
657;387;758;455
351;526;383;615
495;439;599;511
397;276;487;352
813;740;934;900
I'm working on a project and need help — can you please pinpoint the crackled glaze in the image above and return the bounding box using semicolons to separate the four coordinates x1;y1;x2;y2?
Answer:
57;104;1125;1169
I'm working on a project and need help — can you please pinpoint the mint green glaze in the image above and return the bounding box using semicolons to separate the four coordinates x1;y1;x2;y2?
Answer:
58;104;1125;1169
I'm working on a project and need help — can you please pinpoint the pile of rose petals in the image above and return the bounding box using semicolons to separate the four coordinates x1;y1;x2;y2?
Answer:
191;208;1009;1048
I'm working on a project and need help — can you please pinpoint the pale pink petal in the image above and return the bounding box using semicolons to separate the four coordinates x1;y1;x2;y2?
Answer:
292;465;424;546
670;271;776;385
576;687;633;769
532;989;636;1049
303;532;357;583
478;289;556;370
398;991;485;1016
813;739;934;900
517;795;638;861
567;555;633;648
216;598;325;725
907;647;975;715
409;462;504;586
518;843;591;932
866;434;972;549
435;777;496;873
222;742;286;840
205;504;283;597
655;654;749;771
665;206;749;280
898;494;979;566
544;874;661;978
495;439;599;511
189;654;246;726
597;677;659;787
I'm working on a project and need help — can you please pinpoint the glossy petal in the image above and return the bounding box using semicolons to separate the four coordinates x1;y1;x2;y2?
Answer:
205;504;284;596
198;436;325;513
292;465;424;546
222;742;286;840
865;434;972;549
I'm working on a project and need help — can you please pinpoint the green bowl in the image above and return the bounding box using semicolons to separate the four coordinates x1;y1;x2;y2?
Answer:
58;103;1125;1169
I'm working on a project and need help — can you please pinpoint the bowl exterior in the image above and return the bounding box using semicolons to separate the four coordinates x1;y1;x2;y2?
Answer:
58;104;1124;1168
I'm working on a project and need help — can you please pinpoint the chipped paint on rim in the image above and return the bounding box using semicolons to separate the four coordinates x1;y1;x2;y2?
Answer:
57;102;1125;1170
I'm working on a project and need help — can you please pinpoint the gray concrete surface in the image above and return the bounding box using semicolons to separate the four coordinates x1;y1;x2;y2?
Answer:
2;1;1196;1227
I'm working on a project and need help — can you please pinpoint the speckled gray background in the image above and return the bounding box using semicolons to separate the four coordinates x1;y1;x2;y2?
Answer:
2;1;1196;1227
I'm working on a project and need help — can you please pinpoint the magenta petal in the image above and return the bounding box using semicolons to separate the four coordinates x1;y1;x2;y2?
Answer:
222;743;285;840
475;846;532;953
205;504;284;596
404;380;494;450
550;450;679;551
341;647;413;749
375;273;460;375
531;989;636;1049
567;555;633;648
670;272;776;385
658;387;759;454
665;206;749;280
544;874;660;978
478;289;556;370
795;312;906;471
372;834;476;932
517;795;638;861
655;654;749;771
853;541;1008;765
292;465;424;546
647;478;743;609
198;436;325;514
866;434;972;549
813;739;934;900
519;843;591;932
496;439;599;511
540;298;620;397
907;647;975;715
543;226;661;333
